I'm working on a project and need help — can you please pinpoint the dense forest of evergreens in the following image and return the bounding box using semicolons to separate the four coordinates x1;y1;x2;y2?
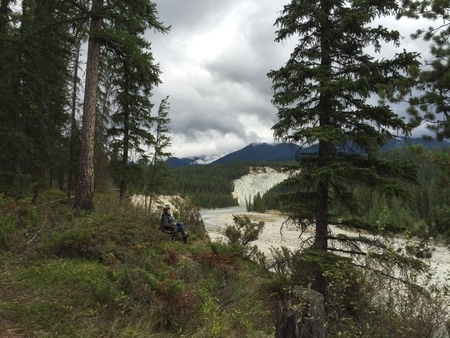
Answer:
245;147;450;242
0;0;172;209
167;160;287;208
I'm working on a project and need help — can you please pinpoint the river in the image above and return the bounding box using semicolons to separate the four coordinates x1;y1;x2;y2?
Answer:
199;206;450;287
200;205;247;230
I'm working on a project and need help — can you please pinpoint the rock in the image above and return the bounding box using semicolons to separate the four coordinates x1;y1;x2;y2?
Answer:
276;286;325;338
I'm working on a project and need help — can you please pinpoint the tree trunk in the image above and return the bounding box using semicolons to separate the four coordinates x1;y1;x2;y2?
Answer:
68;38;81;201
0;0;10;33
276;286;325;338
119;64;130;199
313;0;332;296
74;0;102;210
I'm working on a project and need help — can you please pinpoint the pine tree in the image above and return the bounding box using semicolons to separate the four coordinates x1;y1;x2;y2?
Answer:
269;0;420;294
74;0;103;210
74;0;169;209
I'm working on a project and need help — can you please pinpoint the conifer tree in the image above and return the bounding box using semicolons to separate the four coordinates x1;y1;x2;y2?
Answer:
106;51;161;198
269;0;420;294
146;96;172;211
74;0;103;210
0;0;72;198
406;37;450;140
399;1;450;140
75;0;169;209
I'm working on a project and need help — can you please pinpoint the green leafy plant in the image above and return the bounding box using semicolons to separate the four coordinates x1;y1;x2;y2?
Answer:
224;215;264;246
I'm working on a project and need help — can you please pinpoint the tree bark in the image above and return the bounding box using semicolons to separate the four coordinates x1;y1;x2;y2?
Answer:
0;0;10;33
313;0;332;296
74;0;102;210
68;38;81;201
119;63;130;199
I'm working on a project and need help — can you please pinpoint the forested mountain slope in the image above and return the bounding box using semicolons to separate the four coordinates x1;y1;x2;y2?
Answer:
168;137;450;168
170;147;450;244
170;161;287;209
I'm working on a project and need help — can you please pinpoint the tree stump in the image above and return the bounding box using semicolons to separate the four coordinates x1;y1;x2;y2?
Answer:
275;286;325;338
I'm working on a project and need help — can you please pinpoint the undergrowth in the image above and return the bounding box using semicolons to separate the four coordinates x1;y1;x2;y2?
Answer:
0;192;275;337
1;191;449;337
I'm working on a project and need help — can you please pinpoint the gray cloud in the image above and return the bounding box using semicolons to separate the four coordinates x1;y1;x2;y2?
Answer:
147;0;435;160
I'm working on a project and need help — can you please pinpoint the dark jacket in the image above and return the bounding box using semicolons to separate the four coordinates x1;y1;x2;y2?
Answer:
160;207;176;232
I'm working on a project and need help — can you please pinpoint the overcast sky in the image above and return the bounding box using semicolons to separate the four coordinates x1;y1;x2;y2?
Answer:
146;0;432;162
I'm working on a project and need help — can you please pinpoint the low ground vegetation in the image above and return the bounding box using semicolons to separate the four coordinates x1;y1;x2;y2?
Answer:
0;191;449;337
0;191;276;337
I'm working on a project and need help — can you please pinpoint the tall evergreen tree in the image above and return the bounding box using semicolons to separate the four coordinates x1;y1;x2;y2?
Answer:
74;0;169;209
106;45;161;198
67;4;90;200
74;0;103;210
269;0;420;294
146;96;172;210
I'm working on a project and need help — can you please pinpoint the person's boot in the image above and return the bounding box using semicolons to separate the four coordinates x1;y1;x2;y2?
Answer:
182;232;189;243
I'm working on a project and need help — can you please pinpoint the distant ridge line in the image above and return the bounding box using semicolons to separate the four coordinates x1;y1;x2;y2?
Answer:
167;137;450;168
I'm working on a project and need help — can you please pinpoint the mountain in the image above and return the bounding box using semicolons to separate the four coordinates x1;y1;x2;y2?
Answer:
210;143;300;165
381;137;449;151
167;138;450;168
166;156;203;168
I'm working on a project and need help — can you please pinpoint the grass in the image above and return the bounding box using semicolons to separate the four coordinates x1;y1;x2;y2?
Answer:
1;191;449;337
0;192;277;337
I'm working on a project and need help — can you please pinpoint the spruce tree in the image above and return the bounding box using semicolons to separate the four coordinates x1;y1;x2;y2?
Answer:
0;0;72;198
146;96;173;211
269;0;420;294
106;43;162;199
400;0;450;139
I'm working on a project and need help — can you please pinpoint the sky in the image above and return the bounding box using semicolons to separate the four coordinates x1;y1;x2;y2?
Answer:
146;0;433;163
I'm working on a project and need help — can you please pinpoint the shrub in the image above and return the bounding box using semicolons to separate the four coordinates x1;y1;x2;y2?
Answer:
224;215;264;246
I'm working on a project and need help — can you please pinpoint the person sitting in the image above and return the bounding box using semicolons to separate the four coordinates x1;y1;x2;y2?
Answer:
160;206;189;242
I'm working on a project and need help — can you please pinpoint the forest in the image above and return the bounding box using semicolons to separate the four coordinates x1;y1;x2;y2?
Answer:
0;0;172;208
246;147;450;243
147;160;287;209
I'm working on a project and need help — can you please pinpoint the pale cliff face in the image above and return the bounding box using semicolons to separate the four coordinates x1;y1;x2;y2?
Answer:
232;167;288;206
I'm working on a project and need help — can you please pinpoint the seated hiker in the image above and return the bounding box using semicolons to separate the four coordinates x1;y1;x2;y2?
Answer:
160;206;189;242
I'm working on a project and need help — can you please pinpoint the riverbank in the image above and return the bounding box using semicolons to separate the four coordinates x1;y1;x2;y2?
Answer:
200;206;450;286
201;207;304;254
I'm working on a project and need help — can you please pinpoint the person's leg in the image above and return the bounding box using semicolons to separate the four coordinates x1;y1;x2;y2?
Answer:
177;222;189;242
176;222;187;234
